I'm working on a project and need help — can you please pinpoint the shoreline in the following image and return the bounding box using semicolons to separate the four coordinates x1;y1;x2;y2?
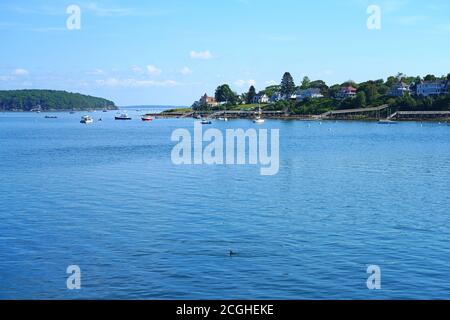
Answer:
150;111;450;122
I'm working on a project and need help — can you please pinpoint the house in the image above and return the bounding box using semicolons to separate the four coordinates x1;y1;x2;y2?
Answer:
270;93;283;103
297;88;324;101
389;82;412;97
199;93;219;107
252;94;270;104
416;80;449;97
336;85;357;99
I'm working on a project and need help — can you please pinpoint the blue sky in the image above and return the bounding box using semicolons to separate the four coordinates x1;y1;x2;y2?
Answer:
1;0;450;106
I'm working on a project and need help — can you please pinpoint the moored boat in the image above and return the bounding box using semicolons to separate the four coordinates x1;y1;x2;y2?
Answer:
80;115;93;124
141;115;154;122
378;119;397;124
115;113;132;120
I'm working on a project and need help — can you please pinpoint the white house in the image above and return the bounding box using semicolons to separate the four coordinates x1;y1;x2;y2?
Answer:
297;88;324;101
416;80;449;97
252;94;269;104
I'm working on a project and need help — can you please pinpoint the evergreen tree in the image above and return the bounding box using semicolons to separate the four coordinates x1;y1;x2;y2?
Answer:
247;85;256;104
280;72;296;97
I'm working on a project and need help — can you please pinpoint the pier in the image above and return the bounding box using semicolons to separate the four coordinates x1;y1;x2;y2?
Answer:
388;111;450;120
320;104;391;119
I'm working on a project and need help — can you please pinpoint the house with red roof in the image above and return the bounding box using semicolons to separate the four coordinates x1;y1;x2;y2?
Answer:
336;85;357;99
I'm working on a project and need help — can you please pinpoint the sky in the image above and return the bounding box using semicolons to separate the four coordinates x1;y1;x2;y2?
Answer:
1;0;450;106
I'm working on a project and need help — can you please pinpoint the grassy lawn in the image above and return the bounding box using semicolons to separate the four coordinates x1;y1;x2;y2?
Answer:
228;104;270;111
162;108;192;114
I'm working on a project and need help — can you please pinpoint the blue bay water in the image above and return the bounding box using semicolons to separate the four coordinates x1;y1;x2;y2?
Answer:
0;110;449;299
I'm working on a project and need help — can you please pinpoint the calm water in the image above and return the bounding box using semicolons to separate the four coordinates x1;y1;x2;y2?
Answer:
0;110;449;300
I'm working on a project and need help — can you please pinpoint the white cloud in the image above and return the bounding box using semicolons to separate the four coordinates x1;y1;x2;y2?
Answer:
190;50;213;60
146;65;162;76
181;67;192;75
12;68;29;76
234;79;256;87
87;68;104;75
96;78;177;87
265;80;278;86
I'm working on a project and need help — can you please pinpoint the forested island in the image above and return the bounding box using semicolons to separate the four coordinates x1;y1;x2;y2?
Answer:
0;90;117;112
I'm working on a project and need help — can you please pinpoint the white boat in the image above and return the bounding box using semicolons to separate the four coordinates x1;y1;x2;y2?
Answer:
80;115;93;124
378;119;397;124
253;104;265;124
115;113;132;120
141;115;154;122
201;119;212;125
217;117;228;121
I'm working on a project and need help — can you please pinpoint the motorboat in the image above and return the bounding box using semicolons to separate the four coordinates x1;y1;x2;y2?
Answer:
115;113;132;120
201;119;212;125
378;119;397;124
45;115;58;119
141;115;154;122
80;115;93;124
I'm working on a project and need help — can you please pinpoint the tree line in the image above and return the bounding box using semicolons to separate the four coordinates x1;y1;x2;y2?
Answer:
193;72;450;114
0;90;116;111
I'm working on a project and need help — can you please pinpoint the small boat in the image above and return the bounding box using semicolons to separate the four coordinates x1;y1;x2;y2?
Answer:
378;119;397;124
45;115;58;119
218;117;228;121
201;119;212;125
80;115;93;124
141;115;154;122
69;111;76;114
253;104;265;124
115;113;132;120
98;118;103;122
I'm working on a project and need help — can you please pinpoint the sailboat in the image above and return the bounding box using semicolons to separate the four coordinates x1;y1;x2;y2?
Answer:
253;104;265;124
218;103;229;121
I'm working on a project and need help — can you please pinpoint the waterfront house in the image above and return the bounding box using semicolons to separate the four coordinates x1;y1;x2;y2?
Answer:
336;85;357;99
297;88;324;101
416;80;449;97
199;93;219;107
388;82;412;97
270;93;283;103
252;94;270;104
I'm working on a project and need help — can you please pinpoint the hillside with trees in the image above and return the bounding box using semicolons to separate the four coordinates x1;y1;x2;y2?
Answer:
192;72;450;115
0;90;117;111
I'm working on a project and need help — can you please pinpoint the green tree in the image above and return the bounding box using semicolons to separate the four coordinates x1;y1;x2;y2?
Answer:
215;84;237;104
447;73;450;81
355;92;367;107
424;74;437;81
247;85;256;104
263;85;280;97
300;76;311;89
280;72;296;97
